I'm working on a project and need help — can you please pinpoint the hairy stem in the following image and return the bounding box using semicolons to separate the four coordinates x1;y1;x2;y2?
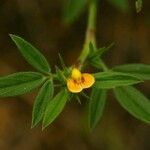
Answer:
78;0;97;68
78;0;108;71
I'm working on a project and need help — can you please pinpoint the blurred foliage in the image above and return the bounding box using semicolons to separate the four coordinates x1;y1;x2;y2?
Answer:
135;0;143;13
107;0;129;12
63;0;87;24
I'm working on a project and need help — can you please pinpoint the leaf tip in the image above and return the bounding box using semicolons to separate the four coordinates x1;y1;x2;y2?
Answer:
31;119;37;129
42;124;48;131
9;34;20;43
9;34;16;39
42;126;45;131
31;124;35;129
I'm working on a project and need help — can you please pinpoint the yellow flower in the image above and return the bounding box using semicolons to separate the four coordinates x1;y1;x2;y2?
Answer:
67;68;95;93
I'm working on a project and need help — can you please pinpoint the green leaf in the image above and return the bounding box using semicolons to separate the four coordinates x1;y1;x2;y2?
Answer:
63;0;87;24
114;86;150;123
55;66;66;84
89;47;106;60
0;72;45;97
88;42;114;69
135;0;142;13
113;64;150;80
107;0;129;12
94;71;142;89
10;34;50;74
88;43;102;69
58;54;68;72
43;89;69;129
89;59;103;69
32;79;54;128
89;86;107;130
88;42;114;60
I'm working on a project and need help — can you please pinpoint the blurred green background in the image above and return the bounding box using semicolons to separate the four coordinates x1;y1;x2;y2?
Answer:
0;0;150;150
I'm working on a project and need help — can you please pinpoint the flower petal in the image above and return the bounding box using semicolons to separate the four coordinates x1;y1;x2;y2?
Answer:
82;73;95;89
71;68;81;79
67;78;82;93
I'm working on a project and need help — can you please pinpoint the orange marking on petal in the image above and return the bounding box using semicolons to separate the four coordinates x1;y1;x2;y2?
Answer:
81;73;95;89
67;78;82;93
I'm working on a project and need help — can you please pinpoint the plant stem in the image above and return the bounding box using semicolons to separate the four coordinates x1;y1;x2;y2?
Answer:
78;0;108;71
78;0;97;68
85;0;97;45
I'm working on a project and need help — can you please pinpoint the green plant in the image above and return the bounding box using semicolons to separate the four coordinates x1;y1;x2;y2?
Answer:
0;0;149;131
